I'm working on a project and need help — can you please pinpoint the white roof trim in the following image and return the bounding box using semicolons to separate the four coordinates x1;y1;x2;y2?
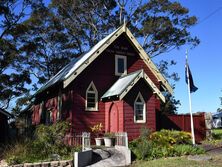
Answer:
119;71;143;100
101;70;165;103
143;72;165;103
125;28;173;94
62;25;172;94
63;26;124;88
118;70;165;103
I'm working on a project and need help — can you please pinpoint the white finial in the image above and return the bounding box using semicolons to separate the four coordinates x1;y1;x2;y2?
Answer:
123;17;127;32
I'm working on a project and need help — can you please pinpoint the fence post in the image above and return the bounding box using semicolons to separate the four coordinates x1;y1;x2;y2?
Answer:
82;132;91;151
115;132;128;148
125;132;128;148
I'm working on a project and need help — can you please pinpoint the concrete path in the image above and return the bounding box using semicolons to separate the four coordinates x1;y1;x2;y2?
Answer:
87;148;126;167
203;144;222;155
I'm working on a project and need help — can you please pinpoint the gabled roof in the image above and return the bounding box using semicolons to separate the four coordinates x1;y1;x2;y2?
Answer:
34;56;82;95
34;24;173;96
0;108;12;118
101;70;165;102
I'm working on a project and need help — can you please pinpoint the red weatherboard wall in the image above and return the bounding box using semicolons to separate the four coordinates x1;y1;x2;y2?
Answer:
66;34;160;133
32;33;161;138
123;79;156;140
32;104;40;125
32;88;60;125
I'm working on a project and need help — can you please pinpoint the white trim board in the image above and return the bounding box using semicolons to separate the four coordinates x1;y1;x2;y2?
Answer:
63;25;172;94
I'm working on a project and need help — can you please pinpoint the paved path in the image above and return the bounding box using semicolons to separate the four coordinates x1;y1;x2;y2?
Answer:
87;148;126;167
187;144;222;163
202;144;222;155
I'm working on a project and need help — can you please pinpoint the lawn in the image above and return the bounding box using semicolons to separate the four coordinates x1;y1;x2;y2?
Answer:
131;155;222;167
130;129;222;167
212;129;222;139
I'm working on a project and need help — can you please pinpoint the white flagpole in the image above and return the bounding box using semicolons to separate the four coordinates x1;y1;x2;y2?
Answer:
186;49;196;145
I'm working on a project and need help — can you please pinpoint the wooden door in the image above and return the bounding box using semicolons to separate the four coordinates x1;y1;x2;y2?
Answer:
109;104;119;132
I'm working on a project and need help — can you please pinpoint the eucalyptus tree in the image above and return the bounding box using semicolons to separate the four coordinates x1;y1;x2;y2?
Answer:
0;0;32;109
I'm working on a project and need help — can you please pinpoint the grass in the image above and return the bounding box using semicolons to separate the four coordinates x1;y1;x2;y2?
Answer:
131;129;222;167
212;129;222;139
202;128;222;146
131;155;222;167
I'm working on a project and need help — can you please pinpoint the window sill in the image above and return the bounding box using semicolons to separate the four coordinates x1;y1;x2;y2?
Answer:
85;108;99;112
134;120;146;123
115;72;127;77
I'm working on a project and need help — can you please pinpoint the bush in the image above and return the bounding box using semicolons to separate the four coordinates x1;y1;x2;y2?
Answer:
129;128;204;161
32;121;71;157
151;130;192;147
3;140;32;165
4;121;80;165
173;144;205;156
129;127;153;160
129;138;153;160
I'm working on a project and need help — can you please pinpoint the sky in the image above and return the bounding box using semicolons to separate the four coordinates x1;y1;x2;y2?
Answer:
153;0;222;114
3;0;221;113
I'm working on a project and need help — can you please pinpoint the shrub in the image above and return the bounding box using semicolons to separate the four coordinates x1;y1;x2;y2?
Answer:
173;144;205;156
3;140;38;165
129;127;153;160
151;130;192;147
129;128;204;161
129;138;153;160
4;121;80;165
32;121;71;157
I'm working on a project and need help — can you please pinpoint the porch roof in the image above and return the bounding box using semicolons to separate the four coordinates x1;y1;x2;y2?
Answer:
101;69;165;102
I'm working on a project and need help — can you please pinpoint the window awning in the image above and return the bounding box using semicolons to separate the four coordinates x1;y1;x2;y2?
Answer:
101;69;165;102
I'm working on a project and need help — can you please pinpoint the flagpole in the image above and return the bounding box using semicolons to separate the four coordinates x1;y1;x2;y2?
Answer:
186;49;196;145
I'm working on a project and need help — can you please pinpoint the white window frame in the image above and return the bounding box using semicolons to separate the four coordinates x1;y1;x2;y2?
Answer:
115;55;127;76
86;81;98;111
134;92;146;123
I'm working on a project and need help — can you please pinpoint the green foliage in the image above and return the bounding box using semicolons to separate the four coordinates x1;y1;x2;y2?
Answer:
129;128;204;161
3;121;80;165
173;144;205;156
104;132;115;138
0;0;198;111
32;121;71;157
151;129;192;147
212;129;222;139
217;90;222;112
0;0;32;109
129;127;153;160
3;140;32;165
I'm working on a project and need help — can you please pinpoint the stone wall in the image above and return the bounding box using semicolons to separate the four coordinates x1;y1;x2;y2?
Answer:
7;160;73;167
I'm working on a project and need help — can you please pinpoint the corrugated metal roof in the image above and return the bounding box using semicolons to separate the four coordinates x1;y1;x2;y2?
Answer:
34;56;81;95
101;70;142;99
33;24;172;97
34;26;121;95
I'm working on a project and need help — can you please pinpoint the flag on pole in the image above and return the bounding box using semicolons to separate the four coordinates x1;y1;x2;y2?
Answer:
185;50;196;145
185;63;198;93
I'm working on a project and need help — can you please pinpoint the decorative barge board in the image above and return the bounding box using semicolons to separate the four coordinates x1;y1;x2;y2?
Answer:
31;24;173;141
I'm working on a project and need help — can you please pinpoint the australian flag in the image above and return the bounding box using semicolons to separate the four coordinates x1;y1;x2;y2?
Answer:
185;63;198;93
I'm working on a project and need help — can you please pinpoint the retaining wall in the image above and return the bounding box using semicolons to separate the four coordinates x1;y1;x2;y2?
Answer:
6;160;73;167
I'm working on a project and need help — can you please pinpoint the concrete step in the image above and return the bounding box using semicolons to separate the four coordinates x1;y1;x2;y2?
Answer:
87;148;126;167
